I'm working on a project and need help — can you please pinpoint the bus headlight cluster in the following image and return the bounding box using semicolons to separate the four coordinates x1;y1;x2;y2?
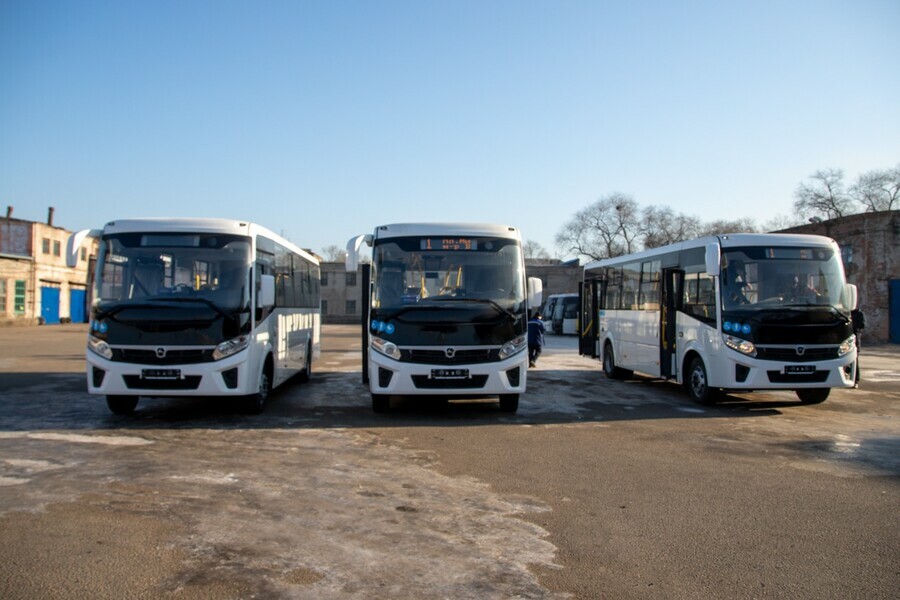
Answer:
499;335;527;360
838;336;855;357
371;337;401;360
723;321;752;335
213;335;250;360
724;334;757;357
87;335;113;360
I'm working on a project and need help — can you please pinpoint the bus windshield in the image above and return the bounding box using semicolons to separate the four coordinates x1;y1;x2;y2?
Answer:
721;246;850;311
94;233;252;312
372;236;526;315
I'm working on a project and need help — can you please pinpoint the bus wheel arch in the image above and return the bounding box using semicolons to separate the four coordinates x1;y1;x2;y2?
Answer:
684;353;719;405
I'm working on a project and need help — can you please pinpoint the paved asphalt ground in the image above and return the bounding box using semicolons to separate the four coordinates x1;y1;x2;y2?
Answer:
0;324;898;599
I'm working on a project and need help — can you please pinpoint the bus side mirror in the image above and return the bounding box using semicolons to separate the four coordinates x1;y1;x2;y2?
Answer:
65;229;100;268
259;274;276;308
705;243;720;276
346;234;372;272
846;283;858;311
528;277;543;308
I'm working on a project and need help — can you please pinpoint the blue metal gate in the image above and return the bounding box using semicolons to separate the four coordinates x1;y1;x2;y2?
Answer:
70;289;86;323
41;287;60;324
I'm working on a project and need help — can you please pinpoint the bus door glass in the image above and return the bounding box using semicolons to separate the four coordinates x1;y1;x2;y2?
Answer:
661;269;684;379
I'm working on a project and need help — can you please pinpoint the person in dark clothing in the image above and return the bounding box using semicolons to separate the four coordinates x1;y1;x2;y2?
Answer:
527;313;545;368
851;306;866;388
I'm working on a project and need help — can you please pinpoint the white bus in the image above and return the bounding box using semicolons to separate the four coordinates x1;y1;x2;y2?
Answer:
580;233;858;405
346;223;542;413
549;293;579;335
67;218;320;415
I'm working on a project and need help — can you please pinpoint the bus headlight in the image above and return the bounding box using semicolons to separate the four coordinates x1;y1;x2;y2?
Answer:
838;336;855;357
499;335;527;360
371;337;401;360
213;335;250;360
87;335;113;360
724;334;757;357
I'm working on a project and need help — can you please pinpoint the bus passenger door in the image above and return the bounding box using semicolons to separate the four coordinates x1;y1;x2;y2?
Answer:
660;269;683;379
579;280;600;357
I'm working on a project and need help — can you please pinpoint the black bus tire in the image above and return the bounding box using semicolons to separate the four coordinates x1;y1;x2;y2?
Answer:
107;395;138;415
796;388;829;404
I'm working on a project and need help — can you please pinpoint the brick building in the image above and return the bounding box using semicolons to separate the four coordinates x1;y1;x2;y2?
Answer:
780;210;899;343
0;208;96;325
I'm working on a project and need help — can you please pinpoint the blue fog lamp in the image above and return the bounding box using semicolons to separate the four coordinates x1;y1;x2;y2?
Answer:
741;324;752;335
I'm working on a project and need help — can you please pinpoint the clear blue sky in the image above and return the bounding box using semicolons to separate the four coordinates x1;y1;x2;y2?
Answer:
2;0;898;258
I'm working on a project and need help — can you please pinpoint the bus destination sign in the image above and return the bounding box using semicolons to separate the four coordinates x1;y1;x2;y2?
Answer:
420;238;478;251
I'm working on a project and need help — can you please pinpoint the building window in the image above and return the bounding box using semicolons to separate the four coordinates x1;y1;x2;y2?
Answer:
346;300;356;315
53;240;61;256
841;246;853;267
14;280;26;314
346;272;357;286
42;238;51;254
81;247;87;261
321;300;328;315
0;280;6;314
321;272;328;286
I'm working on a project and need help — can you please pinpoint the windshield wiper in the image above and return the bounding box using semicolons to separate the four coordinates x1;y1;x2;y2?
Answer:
423;297;520;321
95;297;237;320
154;296;234;319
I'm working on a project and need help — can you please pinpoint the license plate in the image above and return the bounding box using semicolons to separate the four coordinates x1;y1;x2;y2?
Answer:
431;368;470;380
784;365;816;375
142;368;182;380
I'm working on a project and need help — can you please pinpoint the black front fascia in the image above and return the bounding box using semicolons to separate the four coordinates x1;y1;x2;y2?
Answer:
722;307;852;345
371;305;525;346
92;303;251;348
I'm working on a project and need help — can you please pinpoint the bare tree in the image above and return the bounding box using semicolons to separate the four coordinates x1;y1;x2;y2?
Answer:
522;240;552;263
698;218;759;237
642;206;702;249
555;193;642;261
321;244;347;262
851;164;900;212
762;213;805;232
793;168;857;220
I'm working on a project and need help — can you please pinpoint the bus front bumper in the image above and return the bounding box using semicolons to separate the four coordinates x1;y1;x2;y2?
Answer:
368;350;528;396
85;350;255;397
715;351;856;391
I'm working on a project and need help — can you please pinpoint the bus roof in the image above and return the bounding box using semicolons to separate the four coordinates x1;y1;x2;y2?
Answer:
583;232;839;273
99;218;319;265
372;222;522;241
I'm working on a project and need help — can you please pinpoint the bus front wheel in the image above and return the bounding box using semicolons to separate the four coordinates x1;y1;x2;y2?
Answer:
372;394;390;413
246;364;271;414
297;343;312;383
499;394;519;413
686;357;719;405
796;388;829;404
107;395;138;415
